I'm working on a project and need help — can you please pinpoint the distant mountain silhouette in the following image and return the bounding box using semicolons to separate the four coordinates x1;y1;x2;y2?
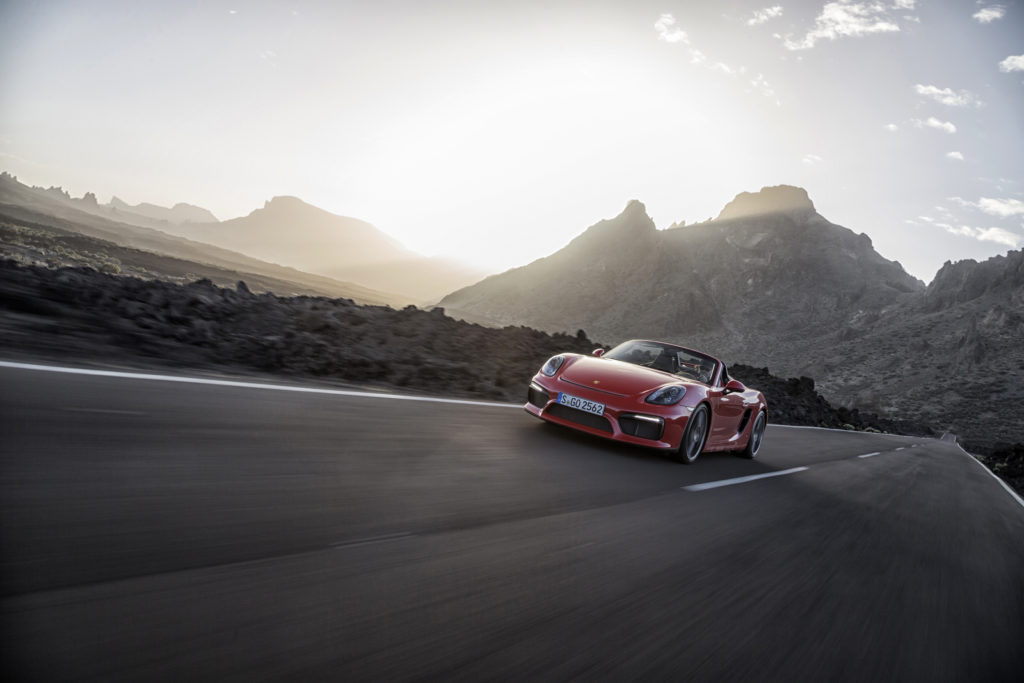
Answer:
108;196;218;224
438;185;1023;447
161;196;486;302
0;173;407;305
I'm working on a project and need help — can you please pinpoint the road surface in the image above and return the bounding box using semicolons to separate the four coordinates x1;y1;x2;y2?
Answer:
2;362;1022;681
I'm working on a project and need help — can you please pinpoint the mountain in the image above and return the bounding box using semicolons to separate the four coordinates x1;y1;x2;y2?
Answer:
813;249;1024;450
438;185;1022;447
440;186;923;367
108;196;218;224
159;197;487;303
0;173;407;305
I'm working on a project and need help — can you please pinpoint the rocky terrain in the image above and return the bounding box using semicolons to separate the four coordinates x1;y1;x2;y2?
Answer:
0;259;927;436
439;186;1023;452
813;248;1024;453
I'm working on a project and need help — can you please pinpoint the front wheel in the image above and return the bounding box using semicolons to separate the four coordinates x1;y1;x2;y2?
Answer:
675;405;709;464
738;411;767;459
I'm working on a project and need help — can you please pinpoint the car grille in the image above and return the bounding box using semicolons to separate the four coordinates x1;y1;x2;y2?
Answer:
619;415;664;441
546;403;613;433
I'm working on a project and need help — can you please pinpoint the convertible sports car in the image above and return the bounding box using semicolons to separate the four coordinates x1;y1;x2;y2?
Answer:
525;339;767;464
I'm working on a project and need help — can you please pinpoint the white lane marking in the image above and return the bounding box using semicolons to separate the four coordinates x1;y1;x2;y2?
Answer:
0;361;519;409
895;447;905;451
954;443;1024;510
857;452;881;459
682;467;808;492
329;532;415;549
769;424;862;434
62;407;147;416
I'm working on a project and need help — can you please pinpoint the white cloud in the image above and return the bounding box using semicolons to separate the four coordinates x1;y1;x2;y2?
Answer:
946;151;964;161
913;84;981;108
892;0;916;8
784;2;902;50
998;55;1024;72
748;73;778;101
802;153;824;165
747;6;784;26
655;14;688;43
977;197;1024;217
940;224;1020;247
884;122;899;131
912;117;957;134
712;62;741;76
948;196;1024;218
656;15;777;102
973;5;1006;23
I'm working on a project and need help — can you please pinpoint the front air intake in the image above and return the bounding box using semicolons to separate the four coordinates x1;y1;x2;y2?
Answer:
528;383;550;409
619;414;665;440
546;404;613;433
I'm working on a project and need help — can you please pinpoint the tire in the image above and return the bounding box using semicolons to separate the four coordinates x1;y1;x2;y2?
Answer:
675;404;709;464
738;411;767;459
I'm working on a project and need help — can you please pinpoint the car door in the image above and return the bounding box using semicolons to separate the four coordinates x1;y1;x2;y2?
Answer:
707;371;745;446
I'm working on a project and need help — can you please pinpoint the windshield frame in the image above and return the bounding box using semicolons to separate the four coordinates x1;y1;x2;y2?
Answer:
603;339;722;385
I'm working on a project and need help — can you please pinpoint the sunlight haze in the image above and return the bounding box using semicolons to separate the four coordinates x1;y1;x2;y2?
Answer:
1;0;1022;281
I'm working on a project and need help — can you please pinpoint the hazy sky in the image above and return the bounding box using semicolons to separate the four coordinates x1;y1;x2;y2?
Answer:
2;0;1022;281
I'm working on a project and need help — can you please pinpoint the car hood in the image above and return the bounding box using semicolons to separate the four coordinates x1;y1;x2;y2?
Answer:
559;356;690;396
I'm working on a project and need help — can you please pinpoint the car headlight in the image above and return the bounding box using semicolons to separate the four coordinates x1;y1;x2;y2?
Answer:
541;355;565;377
646;385;686;405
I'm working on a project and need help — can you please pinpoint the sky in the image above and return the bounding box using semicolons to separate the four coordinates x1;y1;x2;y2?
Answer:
1;0;1022;282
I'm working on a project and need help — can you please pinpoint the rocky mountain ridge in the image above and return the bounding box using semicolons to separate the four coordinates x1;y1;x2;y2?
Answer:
441;186;923;364
108;196;218;224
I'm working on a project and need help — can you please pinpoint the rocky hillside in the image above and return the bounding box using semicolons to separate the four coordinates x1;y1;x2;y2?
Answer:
0;217;403;306
0;259;925;436
0;173;411;306
814;249;1024;451
440;186;923;370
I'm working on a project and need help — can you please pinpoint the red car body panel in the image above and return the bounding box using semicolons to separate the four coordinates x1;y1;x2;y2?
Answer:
524;341;767;456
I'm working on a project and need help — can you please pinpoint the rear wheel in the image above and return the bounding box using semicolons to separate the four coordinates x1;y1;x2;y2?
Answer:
675;404;709;464
738;411;766;459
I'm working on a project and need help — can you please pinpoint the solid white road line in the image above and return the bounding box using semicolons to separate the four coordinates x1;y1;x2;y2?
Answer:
329;532;415;549
0;360;520;409
857;452;881;459
954;443;1024;510
895;447;905;451
682;467;809;492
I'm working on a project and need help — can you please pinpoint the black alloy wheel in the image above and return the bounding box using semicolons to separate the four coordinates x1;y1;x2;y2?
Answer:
676;404;709;464
739;411;767;459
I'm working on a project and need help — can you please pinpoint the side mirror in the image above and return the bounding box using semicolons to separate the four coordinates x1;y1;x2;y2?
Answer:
592;348;605;357
724;379;746;394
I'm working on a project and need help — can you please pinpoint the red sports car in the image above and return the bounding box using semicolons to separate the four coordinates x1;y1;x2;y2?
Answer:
525;339;768;463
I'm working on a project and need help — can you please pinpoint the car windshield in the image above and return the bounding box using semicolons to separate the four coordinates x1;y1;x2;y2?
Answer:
604;340;718;384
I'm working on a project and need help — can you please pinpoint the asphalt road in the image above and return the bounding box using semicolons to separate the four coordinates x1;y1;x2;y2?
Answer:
2;362;1022;682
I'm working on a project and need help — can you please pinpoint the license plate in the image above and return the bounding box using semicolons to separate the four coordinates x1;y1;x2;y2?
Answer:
557;392;605;416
